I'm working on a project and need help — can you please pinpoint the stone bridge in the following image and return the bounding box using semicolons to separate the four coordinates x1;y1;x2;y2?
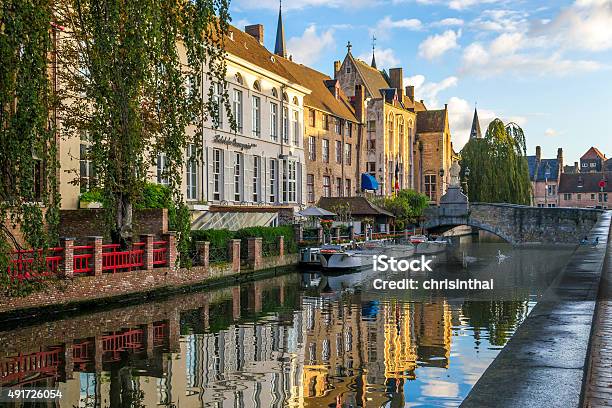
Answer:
424;202;604;245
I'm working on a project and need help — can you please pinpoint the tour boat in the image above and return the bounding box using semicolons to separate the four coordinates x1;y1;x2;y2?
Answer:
318;241;415;272
299;247;322;269
410;234;428;244
415;236;451;254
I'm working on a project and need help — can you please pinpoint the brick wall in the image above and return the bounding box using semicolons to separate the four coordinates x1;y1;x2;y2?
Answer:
59;208;168;243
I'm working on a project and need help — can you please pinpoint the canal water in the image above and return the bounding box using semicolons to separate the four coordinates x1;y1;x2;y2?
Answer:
0;240;574;407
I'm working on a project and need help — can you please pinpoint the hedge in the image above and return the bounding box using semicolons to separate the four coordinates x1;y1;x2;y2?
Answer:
190;225;297;255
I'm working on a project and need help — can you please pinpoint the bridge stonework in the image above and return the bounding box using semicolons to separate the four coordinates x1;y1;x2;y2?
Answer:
425;203;603;244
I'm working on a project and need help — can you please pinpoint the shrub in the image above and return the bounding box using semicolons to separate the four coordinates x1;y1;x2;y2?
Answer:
79;189;104;204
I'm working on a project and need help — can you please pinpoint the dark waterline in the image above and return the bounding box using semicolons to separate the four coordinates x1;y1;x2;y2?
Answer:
0;240;574;407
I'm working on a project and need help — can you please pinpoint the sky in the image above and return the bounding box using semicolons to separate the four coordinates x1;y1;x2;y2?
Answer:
229;0;612;164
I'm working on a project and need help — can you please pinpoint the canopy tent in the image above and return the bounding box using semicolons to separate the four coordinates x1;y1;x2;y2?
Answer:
298;206;336;217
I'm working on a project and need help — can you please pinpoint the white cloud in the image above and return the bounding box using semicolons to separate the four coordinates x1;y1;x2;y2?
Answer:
418;30;461;60
545;128;557;136
530;0;612;52
407;0;502;10
371;16;422;40
287;25;335;65
470;9;529;33
432;18;465;27
233;18;251;30
405;74;458;107
357;48;400;69
447;97;526;150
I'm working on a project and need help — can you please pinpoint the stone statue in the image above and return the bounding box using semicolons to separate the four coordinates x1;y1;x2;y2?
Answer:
450;161;461;187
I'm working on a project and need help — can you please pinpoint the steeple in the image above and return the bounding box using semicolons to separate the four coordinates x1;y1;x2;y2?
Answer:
274;0;287;58
470;107;482;139
371;35;377;69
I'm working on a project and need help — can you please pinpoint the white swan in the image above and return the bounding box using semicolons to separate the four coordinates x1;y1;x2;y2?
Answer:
496;249;509;264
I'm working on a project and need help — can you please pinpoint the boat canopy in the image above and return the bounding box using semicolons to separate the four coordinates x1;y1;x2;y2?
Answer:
361;173;379;191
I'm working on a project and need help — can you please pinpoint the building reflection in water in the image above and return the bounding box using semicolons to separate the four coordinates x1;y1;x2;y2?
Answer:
0;273;531;407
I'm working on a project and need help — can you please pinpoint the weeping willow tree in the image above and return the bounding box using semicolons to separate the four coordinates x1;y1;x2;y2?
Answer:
460;119;531;205
55;0;232;258
1;0;61;294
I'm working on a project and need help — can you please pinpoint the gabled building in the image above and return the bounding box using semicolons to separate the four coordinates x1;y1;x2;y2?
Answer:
559;172;610;209
526;146;563;207
580;147;607;173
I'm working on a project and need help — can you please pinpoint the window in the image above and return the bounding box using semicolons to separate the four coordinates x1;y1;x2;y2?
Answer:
234;72;243;85
253;80;261;91
591;193;596;200
292;96;299;105
252;96;261;137
368;120;376;132
599;193;609;202
282;107;289;143
186;144;198;200
564;193;572;200
292;110;299;145
308;137;316;161
387;114;394;149
270;102;278;140
309;109;315;127
425;174;437;201
323;176;331;197
367;139;375;150
348;123;353;138
234;152;242;201
212;82;223;128
367;162;376;175
547;185;556;196
269;159;277;203
233;89;243;132
307;174;315;202
335;118;341;135
283;92;289;102
344;143;351;165
80;141;95;193
578;194;582;200
322;140;329;163
323;114;329;130
591;163;596;168
157;153;168;186
346;66;351;74
345;179;351;197
336;178;342;196
253;156;260;202
336;141;342;164
288;161;297;202
212;149;222;201
548;204;556;208
272;88;278;98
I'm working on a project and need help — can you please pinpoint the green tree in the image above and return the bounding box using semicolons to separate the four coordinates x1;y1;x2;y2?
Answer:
373;189;429;230
460;119;531;205
1;0;60;294
55;0;232;256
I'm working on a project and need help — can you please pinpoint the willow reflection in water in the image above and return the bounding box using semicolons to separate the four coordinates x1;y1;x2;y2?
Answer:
0;245;573;407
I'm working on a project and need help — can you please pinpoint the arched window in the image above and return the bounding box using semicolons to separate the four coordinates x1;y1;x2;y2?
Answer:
283;92;289;102
398;116;405;154
387;113;394;151
272;88;278;98
234;73;243;85
292;96;299;106
253;80;261;91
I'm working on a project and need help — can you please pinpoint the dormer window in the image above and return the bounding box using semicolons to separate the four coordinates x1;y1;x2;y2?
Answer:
346;66;351;74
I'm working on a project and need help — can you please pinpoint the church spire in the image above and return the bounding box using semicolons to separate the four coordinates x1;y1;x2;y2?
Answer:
470;106;482;139
370;35;377;69
274;0;287;58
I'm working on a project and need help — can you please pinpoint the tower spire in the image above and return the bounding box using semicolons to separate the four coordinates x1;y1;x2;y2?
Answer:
371;35;377;69
470;105;482;139
274;0;287;58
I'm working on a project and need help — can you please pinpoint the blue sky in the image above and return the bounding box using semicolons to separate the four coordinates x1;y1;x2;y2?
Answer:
230;0;612;163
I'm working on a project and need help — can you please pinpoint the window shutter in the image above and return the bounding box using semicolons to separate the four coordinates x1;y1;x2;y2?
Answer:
206;147;214;202
224;150;233;202
244;154;253;202
297;161;303;205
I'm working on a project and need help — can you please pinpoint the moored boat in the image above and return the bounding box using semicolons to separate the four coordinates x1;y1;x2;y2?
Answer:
319;241;416;272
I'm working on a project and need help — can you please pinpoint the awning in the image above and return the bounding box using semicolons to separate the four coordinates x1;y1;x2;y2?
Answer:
298;206;336;217
361;173;379;191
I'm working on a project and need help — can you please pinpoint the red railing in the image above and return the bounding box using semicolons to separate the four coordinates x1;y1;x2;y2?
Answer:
7;248;64;280
153;322;168;347
0;347;62;386
73;245;94;275
102;329;145;362
102;243;145;274
152;241;168;267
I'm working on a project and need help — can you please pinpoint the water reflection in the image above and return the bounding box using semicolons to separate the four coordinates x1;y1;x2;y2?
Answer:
0;243;572;407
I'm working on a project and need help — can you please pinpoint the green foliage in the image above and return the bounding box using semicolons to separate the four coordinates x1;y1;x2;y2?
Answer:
191;229;235;249
79;189;104;204
1;0;60;294
191;225;298;256
372;189;429;230
460;119;531;205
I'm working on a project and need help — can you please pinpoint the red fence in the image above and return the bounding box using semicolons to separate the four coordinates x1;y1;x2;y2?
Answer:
6;248;63;280
0;347;62;386
5;238;171;280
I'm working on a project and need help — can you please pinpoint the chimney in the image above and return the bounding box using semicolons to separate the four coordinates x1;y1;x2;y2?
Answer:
245;24;264;45
557;148;563;172
574;161;579;173
536;146;541;161
353;85;366;123
334;61;341;79
389;68;403;92
405;85;414;102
